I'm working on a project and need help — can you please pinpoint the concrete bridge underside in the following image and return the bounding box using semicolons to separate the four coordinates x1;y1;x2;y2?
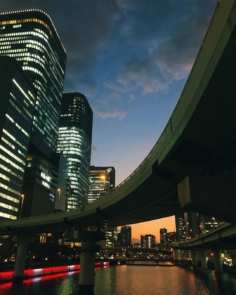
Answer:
1;0;236;235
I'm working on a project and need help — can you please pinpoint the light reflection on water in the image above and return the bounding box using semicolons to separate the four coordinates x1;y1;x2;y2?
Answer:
1;266;236;295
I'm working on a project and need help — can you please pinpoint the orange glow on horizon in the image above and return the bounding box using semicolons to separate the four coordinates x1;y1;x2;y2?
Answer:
125;216;175;243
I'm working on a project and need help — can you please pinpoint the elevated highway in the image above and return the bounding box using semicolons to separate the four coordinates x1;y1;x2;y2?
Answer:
172;223;236;250
1;0;236;235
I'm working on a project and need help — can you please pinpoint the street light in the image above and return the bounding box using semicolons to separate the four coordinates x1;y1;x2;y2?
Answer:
57;188;61;211
20;194;24;219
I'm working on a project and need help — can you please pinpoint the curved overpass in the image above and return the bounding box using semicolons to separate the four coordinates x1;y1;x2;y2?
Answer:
1;0;236;235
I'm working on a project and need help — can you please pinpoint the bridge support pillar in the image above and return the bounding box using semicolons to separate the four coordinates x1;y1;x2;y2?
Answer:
213;250;223;273
176;249;181;259
173;249;179;259
78;242;96;295
191;249;198;267
200;249;208;269
77;229;105;295
13;235;35;284
231;250;236;266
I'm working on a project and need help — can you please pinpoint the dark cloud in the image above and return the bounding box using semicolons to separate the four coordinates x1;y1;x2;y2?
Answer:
1;0;217;110
1;0;120;93
111;0;217;95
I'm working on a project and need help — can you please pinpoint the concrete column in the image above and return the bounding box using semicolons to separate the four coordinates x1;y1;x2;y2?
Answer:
175;249;181;260
200;249;208;269
78;242;96;295
191;249;198;267
231;250;236;266
213;249;223;273
172;249;177;259
183;250;189;259
13;235;34;283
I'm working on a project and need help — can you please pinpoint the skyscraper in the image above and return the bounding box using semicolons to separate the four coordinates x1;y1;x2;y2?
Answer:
57;92;93;209
160;228;167;245
88;166;115;203
184;212;201;239
0;56;36;219
175;213;186;242
0;10;67;218
140;234;156;248
120;226;132;247
88;166;116;246
0;9;66;156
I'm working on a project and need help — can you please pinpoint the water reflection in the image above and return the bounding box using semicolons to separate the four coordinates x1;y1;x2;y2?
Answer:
1;266;236;295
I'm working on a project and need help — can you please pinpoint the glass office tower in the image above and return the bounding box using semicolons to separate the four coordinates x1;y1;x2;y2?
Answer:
57;92;93;209
140;234;156;248
88;166;115;203
0;9;66;156
0;56;36;219
0;10;67;218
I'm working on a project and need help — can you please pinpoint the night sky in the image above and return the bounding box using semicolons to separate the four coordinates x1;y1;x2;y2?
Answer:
1;0;217;242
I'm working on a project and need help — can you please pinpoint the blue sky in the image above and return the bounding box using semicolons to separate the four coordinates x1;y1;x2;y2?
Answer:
1;0;217;241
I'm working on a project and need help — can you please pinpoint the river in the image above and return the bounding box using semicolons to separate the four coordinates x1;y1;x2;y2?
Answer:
0;265;236;295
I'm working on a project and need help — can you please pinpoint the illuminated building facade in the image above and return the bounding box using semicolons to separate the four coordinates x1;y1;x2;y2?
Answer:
175;213;186;241
0;10;67;218
160;228;167;245
140;234;156;248
57;92;93;209
0;9;66;156
0;56;36;219
199;215;219;234
105;227;117;248
21;152;67;217
88;166;116;246
88;166;115;203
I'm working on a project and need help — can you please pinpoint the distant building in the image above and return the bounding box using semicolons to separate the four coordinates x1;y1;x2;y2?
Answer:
57;92;93;209
88;166;116;247
140;234;156;248
133;243;141;248
105;227;117;248
175;213;186;241
184;212;201;239
0;56;36;219
165;232;179;244
160;228;167;245
88;166;115;203
199;215;219;234
120;226;131;247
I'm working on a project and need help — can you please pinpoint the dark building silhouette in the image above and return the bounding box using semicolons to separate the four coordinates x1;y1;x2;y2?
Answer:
57;92;93;209
175;213;186;241
120;226;131;247
160;228;167;245
184;212;201;239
